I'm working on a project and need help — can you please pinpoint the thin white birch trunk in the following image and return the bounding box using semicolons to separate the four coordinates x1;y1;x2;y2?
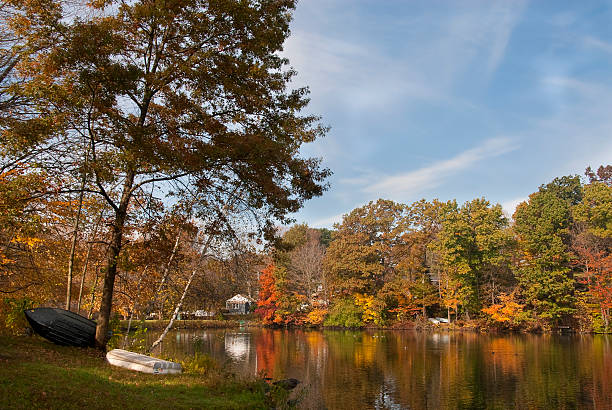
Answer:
148;235;213;352
88;266;100;319
66;177;86;310
77;211;103;313
146;233;181;317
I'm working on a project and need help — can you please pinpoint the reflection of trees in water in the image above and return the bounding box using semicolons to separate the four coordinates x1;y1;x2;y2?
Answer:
315;331;612;409
150;329;612;409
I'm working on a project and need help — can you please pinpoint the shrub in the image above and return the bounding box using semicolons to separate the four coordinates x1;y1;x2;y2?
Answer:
305;308;328;326
1;298;35;335
324;298;363;328
124;319;148;353
180;352;218;375
106;315;123;350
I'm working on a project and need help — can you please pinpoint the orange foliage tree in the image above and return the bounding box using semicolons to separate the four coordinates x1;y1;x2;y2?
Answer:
481;292;527;328
256;264;279;324
573;238;612;330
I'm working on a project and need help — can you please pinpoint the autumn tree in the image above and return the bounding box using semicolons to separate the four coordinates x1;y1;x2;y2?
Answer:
255;263;279;324
275;223;326;303
6;0;330;347
585;165;612;186
324;200;408;296
322;199;413;324
289;229;325;302
572;173;612;329
0;167;45;293
400;199;446;317
190;246;263;312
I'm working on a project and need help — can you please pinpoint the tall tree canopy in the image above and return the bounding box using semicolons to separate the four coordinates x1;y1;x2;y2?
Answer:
513;176;581;325
324;199;408;296
431;198;513;318
4;0;330;347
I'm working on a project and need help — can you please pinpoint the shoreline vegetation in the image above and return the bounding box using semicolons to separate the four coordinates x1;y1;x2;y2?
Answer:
0;334;294;410
116;318;609;335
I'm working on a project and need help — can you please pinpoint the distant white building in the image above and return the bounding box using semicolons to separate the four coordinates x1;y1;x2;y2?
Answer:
226;294;255;315
194;310;215;318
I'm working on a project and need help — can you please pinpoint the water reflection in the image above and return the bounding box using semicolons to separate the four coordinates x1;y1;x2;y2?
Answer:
148;329;612;409
225;332;250;360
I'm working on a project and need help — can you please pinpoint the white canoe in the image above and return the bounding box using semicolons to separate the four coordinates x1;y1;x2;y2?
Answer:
106;349;182;374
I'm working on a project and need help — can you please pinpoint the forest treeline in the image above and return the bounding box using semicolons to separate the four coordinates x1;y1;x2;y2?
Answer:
257;166;612;332
2;165;610;336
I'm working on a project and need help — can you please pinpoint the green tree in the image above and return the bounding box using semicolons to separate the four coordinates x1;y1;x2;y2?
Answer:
573;182;612;239
318;228;333;247
513;176;582;325
431;198;513;318
7;0;330;348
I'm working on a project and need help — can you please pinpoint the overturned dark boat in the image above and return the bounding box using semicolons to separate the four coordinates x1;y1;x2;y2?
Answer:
24;308;97;347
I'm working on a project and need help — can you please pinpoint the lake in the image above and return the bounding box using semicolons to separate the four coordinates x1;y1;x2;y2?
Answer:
148;328;612;409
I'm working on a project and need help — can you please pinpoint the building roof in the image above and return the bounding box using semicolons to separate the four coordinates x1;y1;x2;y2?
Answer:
226;294;255;303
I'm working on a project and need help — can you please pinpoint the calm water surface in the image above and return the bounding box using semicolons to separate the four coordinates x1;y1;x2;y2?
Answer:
148;329;612;409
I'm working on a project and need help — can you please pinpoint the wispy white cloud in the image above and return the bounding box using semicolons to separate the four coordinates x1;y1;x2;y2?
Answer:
484;1;529;76
286;1;612;230
311;212;345;229
284;0;528;110
283;30;454;110
583;36;612;54
550;11;577;27
543;76;603;99
363;138;519;199
419;0;528;85
534;74;612;174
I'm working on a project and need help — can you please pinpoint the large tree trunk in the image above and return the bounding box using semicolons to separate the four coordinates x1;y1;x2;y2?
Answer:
94;213;125;348
95;172;134;349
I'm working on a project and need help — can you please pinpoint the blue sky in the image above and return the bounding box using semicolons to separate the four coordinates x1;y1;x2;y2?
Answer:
283;0;612;228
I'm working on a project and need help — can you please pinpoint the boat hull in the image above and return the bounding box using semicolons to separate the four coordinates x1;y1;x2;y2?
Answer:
106;349;182;374
24;308;97;347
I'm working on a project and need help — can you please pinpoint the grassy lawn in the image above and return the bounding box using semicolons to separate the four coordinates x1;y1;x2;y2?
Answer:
0;335;278;409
